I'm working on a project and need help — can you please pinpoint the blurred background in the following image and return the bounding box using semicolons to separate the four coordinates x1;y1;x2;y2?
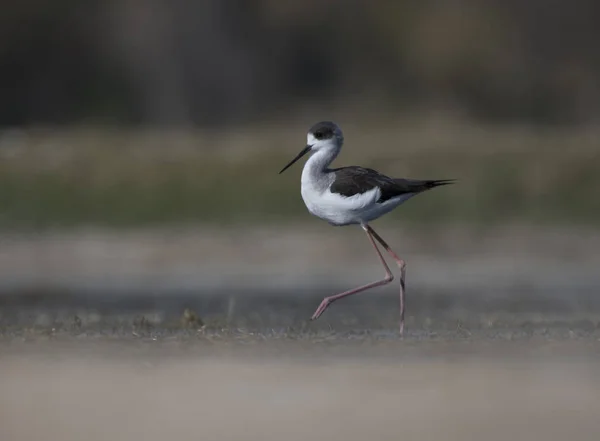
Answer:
2;3;600;441
1;0;600;326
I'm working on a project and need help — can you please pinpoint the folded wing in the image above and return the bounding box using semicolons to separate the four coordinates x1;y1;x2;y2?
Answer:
330;166;454;203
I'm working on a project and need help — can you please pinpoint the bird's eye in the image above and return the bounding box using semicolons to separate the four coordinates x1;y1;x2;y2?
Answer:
314;131;322;140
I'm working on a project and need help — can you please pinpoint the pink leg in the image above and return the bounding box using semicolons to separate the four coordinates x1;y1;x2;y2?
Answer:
366;225;406;335
311;224;394;322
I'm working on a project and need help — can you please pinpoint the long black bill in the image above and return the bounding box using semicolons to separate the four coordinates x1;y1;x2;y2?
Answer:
279;145;312;174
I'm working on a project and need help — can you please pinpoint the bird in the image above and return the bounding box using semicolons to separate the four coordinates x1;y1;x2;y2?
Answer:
279;121;454;335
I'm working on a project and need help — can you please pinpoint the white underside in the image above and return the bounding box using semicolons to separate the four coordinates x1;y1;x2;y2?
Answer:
301;183;416;226
297;143;415;226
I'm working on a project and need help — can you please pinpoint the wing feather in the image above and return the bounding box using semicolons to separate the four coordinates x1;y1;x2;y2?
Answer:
330;166;454;203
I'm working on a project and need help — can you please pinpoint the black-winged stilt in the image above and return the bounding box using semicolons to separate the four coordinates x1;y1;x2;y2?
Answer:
279;121;454;335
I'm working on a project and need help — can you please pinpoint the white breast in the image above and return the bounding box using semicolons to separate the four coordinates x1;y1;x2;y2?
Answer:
300;181;380;226
297;144;387;226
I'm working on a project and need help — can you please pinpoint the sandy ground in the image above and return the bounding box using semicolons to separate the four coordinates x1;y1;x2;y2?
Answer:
2;226;600;440
1;293;600;441
1;338;600;441
1;304;600;441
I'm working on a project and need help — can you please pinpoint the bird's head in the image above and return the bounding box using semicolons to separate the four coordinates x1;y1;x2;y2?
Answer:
279;121;344;174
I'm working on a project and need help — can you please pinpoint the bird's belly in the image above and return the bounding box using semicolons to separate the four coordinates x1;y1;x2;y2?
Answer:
301;186;414;225
300;185;380;226
304;200;359;226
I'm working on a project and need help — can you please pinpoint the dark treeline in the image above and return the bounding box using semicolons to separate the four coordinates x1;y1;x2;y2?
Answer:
1;0;599;127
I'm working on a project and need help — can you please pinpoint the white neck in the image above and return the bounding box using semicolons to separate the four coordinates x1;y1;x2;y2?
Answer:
301;145;340;188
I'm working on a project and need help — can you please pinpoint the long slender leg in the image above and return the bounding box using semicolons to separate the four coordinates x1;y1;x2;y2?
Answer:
310;224;394;321
366;225;406;335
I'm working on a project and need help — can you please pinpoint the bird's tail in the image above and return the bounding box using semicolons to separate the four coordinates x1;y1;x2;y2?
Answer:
394;178;456;193
424;179;456;189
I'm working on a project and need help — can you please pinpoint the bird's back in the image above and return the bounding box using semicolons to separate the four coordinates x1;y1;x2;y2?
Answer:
330;166;453;203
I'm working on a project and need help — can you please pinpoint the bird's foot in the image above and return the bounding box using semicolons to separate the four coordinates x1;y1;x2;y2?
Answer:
310;298;331;321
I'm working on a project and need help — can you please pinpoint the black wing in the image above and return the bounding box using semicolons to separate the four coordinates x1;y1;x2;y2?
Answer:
330;166;454;203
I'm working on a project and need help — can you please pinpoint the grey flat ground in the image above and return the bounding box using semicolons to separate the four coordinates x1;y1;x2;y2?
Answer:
2;295;600;441
2;226;600;441
2;356;600;441
2;328;600;441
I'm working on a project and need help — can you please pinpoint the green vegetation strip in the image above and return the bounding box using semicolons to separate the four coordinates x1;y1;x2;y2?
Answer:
0;126;598;229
